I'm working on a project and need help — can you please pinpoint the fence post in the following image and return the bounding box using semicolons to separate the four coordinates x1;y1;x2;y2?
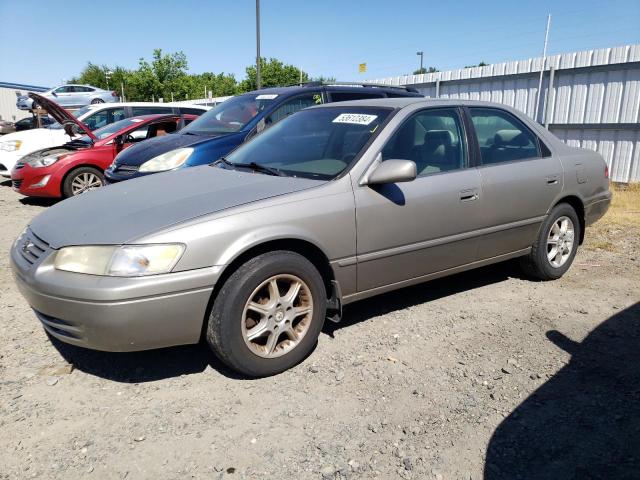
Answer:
544;66;555;130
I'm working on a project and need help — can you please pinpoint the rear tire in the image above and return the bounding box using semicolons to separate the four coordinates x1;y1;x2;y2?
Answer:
520;203;581;280
206;251;326;377
62;167;105;198
90;98;104;104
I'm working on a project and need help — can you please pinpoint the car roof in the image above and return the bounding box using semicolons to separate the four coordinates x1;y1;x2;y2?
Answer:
307;97;522;110
80;102;210;111
242;83;421;97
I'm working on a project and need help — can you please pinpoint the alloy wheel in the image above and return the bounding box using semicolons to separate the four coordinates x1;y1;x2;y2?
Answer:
547;215;575;268
71;172;103;195
241;274;313;358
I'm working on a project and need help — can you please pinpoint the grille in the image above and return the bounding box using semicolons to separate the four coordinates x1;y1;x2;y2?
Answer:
115;164;139;175
18;229;50;265
12;179;23;189
34;310;82;340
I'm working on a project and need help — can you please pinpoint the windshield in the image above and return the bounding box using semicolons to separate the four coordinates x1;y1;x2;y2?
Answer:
222;106;392;179
49;105;93;130
181;93;278;135
77;117;149;143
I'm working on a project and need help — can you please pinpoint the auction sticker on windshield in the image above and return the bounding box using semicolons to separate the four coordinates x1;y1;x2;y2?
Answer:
256;94;278;100
332;113;378;125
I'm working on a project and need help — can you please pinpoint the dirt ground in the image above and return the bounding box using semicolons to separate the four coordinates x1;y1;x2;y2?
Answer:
0;180;638;480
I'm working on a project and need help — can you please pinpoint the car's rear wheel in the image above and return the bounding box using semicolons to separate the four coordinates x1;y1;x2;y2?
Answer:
206;251;326;377
520;203;581;280
90;98;104;104
62;167;105;198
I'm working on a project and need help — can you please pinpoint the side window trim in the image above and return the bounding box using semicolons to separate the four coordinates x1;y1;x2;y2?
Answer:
380;106;471;177
467;106;544;167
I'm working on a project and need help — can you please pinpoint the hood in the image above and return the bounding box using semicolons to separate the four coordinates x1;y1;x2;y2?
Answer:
114;131;236;167
29;165;324;248
28;93;97;141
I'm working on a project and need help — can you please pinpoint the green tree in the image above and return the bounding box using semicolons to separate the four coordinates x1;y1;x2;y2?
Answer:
413;66;439;75
464;61;488;68
237;58;309;92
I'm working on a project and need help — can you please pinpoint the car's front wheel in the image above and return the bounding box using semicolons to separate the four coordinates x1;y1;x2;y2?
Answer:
62;167;105;198
520;203;581;280
206;251;327;377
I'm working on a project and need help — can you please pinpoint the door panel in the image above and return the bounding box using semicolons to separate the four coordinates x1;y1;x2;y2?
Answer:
477;158;562;258
468;107;563;258
354;168;483;292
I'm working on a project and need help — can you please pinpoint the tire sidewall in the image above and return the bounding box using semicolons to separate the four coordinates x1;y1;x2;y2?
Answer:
535;204;581;279
209;251;326;377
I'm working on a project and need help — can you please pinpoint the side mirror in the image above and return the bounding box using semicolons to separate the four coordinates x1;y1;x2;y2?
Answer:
367;159;417;185
51;91;57;97
114;135;125;149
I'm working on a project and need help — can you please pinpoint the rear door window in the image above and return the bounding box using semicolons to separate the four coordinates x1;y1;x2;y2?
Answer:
266;93;321;125
83;107;126;130
469;108;540;165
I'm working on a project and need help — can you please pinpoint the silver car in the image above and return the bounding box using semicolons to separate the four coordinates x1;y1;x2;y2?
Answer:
10;98;612;377
16;85;119;110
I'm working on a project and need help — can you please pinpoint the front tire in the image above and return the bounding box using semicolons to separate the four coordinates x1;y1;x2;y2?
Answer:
520;203;581;280
62;167;105;198
206;251;327;377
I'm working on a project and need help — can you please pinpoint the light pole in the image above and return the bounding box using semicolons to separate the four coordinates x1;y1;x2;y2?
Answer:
105;70;113;90
256;0;261;90
416;51;424;73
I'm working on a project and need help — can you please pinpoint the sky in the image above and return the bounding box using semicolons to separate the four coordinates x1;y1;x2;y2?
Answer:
0;0;639;88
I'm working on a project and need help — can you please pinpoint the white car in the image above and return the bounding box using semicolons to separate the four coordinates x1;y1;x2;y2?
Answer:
0;101;210;177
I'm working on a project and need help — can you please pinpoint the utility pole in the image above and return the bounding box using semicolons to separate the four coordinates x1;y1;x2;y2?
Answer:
256;0;262;90
534;14;552;122
416;51;424;73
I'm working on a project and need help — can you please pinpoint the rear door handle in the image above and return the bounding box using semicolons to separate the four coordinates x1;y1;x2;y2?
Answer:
459;188;479;202
546;175;559;185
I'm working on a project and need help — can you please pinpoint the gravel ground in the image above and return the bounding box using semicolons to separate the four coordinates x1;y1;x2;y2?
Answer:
1;180;638;480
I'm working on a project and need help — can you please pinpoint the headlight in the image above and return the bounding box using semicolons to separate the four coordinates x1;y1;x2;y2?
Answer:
0;140;22;152
138;148;193;173
54;244;185;277
27;152;67;168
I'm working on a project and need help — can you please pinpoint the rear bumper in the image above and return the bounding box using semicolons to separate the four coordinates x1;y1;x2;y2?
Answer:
10;239;222;352
585;190;612;226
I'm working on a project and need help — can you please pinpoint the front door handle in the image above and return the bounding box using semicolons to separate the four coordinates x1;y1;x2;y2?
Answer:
459;188;479;202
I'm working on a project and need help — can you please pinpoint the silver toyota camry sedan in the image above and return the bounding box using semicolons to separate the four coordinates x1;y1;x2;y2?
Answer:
11;98;612;377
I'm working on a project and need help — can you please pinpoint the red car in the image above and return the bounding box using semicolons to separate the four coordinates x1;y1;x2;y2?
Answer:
11;96;197;198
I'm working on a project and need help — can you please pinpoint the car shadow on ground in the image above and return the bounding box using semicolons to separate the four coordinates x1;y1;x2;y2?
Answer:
484;302;640;479
48;260;524;383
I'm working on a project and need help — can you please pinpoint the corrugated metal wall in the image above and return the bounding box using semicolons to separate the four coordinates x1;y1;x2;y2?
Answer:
0;86;33;123
370;44;640;183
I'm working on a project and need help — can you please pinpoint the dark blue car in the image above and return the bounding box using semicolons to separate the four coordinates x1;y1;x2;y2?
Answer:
104;83;421;183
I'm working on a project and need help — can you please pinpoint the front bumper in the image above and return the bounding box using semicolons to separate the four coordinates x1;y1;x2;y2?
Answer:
10;230;222;352
0;151;24;177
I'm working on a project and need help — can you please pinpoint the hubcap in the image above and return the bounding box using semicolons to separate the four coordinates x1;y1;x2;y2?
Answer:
241;274;313;358
71;172;103;195
547;215;575;268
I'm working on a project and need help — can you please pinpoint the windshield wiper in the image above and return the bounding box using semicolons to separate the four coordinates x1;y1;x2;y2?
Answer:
213;157;284;176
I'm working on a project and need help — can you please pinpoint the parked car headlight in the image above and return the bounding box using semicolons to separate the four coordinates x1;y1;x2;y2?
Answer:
27;152;67;168
0;140;22;152
54;244;185;277
138;148;193;173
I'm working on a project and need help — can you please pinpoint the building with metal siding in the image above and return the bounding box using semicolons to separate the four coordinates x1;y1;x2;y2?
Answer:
0;82;49;124
369;45;640;183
